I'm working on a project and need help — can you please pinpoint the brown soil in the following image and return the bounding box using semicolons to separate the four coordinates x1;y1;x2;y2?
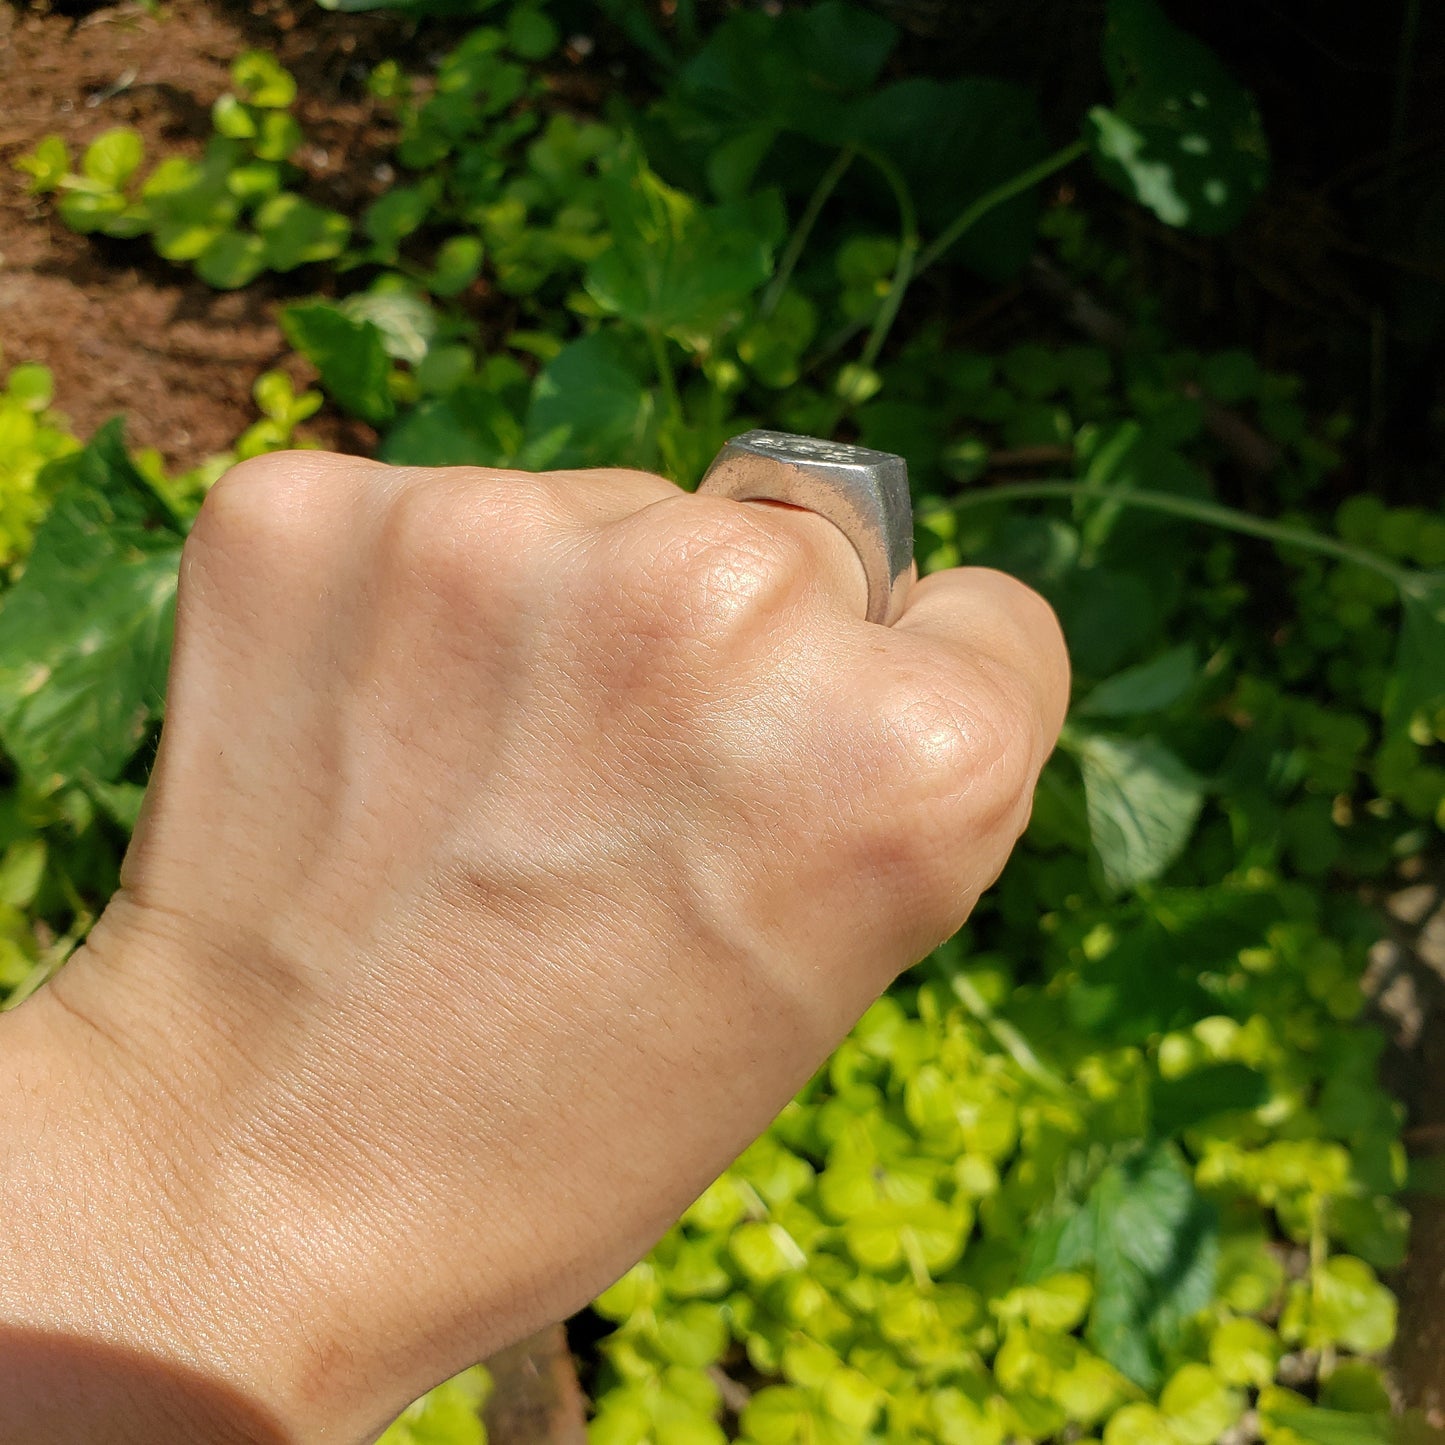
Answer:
0;0;411;469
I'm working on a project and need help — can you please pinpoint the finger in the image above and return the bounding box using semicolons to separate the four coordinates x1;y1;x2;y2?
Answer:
892;566;1071;746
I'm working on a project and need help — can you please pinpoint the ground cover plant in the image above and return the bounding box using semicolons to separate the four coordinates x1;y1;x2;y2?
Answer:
5;0;1445;1440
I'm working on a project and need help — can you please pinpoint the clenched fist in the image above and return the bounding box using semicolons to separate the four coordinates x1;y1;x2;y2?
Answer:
0;453;1067;1443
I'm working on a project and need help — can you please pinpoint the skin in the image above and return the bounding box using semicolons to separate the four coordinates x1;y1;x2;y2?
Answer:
0;453;1068;1443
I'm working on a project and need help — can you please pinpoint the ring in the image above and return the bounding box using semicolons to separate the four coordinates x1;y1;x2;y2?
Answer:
695;430;915;626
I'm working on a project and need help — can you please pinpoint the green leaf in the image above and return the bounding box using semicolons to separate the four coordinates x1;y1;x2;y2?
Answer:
1029;1143;1218;1391
195;230;268;289
855;78;1048;278
211;94;259;140
254;193;351;270
525;332;655;470
428;234;484;297
737;291;818;389
741;1386;810;1445
143;146;242;231
226;161;283;205
15;134;71;193
379;388;521;468
1282;1256;1396;1354
1078;646;1198;718
0;422;182;791
88;778;148;832
506;2;558;60
1159;1363;1243;1445
376;1366;490;1445
230;50;298;109
80;128;145;190
57;189;129;235
1089;1148;1218;1388
362;183;437;255
585;150;783;347
0;839;47;910
282;302;395;425
154;220;226;262
661;2;896;167
7;365;55;413
252;110;304;162
1088;0;1269;234
994;1273;1093;1332
1387;572;1445;733
1261;1408;1398;1445
1209;1317;1282;1390
1073;731;1205;891
1150;1062;1269;1136
341;282;437;366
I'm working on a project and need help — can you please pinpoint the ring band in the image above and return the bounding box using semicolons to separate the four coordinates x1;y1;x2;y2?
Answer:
696;430;915;626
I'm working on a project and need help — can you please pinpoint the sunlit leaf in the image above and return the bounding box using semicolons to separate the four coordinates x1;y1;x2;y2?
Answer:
1073;730;1206;890
525;332;655;470
282;302;395;425
0;421;181;791
585;149;783;347
1079;646;1198;718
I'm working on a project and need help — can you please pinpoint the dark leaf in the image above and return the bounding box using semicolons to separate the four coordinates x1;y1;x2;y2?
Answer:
855;79;1048;278
1387;571;1445;734
379;386;522;467
1088;0;1269;235
1150;1063;1269;1137
1079;646;1199;718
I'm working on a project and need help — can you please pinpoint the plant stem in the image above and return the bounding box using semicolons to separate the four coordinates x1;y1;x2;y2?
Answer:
647;326;681;425
819;148;920;432
761;145;857;319
949;480;1418;589
854;148;919;374
915;137;1089;276
806;136;1087;375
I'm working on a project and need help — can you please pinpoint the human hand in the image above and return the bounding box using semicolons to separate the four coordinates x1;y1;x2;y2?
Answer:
0;452;1068;1442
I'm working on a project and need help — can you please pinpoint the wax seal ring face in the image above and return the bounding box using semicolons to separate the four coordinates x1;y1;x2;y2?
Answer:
696;430;915;626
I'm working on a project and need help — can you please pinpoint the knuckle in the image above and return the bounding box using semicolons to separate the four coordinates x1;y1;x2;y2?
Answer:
380;470;559;602
188;451;349;572
606;497;808;651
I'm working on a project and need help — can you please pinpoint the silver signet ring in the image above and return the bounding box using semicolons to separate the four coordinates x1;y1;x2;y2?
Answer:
695;430;915;627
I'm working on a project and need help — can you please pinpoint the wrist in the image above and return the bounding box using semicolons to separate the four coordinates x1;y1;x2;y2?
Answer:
0;964;355;1442
0;905;539;1444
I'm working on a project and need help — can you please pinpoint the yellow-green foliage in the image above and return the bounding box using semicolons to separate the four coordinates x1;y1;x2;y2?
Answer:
0;360;81;568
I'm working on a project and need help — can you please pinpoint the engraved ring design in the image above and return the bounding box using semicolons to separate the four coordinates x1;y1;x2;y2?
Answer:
695;430;915;627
